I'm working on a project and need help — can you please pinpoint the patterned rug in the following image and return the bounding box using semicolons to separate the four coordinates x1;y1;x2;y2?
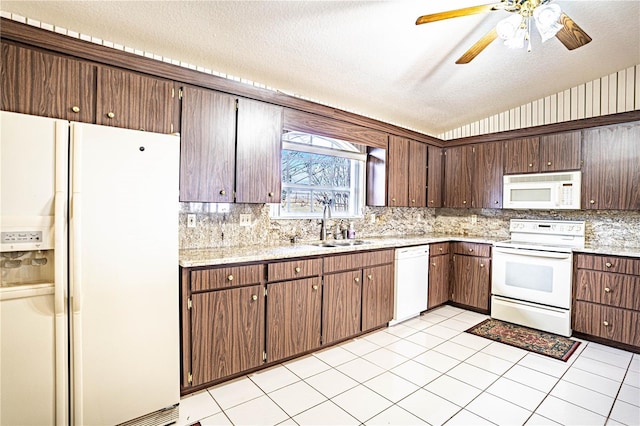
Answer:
466;319;581;362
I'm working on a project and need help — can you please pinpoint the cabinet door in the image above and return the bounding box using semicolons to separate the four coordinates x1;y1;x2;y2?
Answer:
179;86;236;202
362;264;394;331
472;142;503;208
266;278;321;363
190;285;264;385
504;137;539;174
582;123;640;210
96;67;174;133
236;98;283;203
539;131;581;172
428;254;450;309
444;145;473;208
450;255;490;312
387;136;409;206
427;146;443;208
1;41;96;122
408;140;427;207
322;270;362;345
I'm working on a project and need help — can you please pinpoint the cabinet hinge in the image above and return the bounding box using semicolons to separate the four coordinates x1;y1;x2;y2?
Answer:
188;372;193;384
188;297;192;309
264;287;268;297
171;87;175;98
170;123;174;133
263;351;267;362
179;89;183;100
235;99;239;110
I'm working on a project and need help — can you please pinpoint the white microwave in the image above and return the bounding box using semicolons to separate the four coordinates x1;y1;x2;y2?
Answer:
503;170;581;210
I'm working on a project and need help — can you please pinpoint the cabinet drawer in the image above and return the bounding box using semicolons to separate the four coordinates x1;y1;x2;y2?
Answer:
430;242;450;256
452;242;491;257
575;270;640;310
324;249;393;274
573;301;639;346
267;258;322;282
576;254;640;275
191;264;263;291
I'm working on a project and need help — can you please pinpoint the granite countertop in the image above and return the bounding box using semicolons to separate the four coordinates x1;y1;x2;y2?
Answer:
179;234;640;267
179;234;505;267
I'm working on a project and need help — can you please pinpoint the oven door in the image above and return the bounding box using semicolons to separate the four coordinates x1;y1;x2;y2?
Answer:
491;246;572;309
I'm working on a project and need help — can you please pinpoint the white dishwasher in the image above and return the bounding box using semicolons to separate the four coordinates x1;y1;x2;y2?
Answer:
390;245;429;326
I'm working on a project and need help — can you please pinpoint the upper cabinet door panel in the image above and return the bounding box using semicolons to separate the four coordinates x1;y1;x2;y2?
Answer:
179;86;236;202
236;99;283;204
539;131;581;172
444;145;472;208
408;140;427;207
96;67;174;133
427;146;443;208
472;142;503;208
504;137;539;174
1;41;96;122
387;136;409;206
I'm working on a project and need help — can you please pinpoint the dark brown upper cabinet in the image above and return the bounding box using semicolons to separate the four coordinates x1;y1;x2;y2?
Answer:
582;122;640;210
235;98;283;204
96;66;176;134
504;131;581;174
1;41;96;123
443;145;473;208
387;136;410;207
408;140;428;207
179;86;236;203
472;142;503;208
427;146;444;208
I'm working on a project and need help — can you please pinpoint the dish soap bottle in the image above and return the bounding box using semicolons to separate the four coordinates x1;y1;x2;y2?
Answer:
347;222;356;240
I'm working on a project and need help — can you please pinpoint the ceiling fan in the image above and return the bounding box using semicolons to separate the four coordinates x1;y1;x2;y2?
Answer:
416;0;592;64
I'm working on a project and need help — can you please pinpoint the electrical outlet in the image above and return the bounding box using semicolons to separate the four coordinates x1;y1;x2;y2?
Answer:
370;214;376;224
187;214;196;228
471;214;477;225
239;213;251;227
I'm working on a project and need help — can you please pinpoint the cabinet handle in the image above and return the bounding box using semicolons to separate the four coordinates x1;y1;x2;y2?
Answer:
547;161;552;166
107;112;115;119
251;294;258;301
227;274;234;281
354;277;360;283
462;200;467;204
439;247;443;252
72;106;80;113
468;248;474;252
590;200;595;204
495;200;499;204
431;262;436;267
391;198;396;202
295;267;301;273
605;262;612;268
528;163;533;167
480;263;485;268
367;274;373;280
411;199;416;203
604;287;611;293
430;200;434;204
312;285;318;291
268;192;274;197
603;320;609;327
220;189;226;196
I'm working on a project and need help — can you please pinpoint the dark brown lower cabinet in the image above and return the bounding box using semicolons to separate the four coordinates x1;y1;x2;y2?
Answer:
428;243;450;309
362;264;394;332
450;254;490;313
266;277;322;363
190;285;265;386
322;270;363;345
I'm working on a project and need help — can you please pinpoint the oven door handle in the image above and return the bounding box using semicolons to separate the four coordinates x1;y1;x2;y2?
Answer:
493;246;572;259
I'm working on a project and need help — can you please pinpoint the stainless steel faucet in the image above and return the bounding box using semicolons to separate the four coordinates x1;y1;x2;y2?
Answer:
320;199;333;241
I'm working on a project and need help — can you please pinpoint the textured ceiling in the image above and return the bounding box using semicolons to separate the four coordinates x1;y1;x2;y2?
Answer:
2;0;639;135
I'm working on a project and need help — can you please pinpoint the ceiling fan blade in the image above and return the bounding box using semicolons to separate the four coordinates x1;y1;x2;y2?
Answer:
416;3;501;25
455;28;498;64
555;13;592;50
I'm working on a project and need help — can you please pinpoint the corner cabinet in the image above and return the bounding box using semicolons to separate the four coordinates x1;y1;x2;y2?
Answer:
573;253;640;350
235;98;283;204
450;242;491;313
582;122;640;211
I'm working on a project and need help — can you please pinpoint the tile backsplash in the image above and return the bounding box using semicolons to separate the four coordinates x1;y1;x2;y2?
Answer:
179;203;640;250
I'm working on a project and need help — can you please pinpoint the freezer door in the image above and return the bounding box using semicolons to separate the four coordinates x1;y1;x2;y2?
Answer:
69;123;179;425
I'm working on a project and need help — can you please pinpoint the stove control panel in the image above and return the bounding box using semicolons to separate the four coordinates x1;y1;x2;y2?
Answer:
509;219;585;237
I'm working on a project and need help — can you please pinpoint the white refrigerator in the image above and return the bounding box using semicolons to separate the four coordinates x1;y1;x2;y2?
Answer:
1;111;180;425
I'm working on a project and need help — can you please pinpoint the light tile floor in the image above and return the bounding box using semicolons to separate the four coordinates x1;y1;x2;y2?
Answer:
178;305;640;426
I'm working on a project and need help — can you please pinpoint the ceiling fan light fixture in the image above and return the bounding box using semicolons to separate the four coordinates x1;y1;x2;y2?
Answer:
496;14;524;40
505;27;527;49
534;3;563;42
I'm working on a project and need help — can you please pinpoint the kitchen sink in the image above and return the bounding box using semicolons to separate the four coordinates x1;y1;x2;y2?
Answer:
310;240;369;248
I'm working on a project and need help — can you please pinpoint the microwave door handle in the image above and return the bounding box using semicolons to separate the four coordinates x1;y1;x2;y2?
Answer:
493;246;572;259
